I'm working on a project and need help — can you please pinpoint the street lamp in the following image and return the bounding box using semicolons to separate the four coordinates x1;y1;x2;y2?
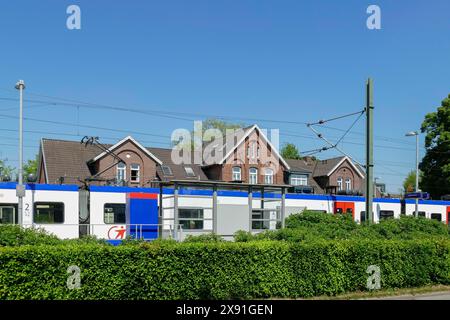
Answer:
405;131;419;218
15;80;25;226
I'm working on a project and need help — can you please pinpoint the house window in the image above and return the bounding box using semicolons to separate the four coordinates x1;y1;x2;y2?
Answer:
264;168;274;184
130;164;140;182
345;178;352;190
104;203;126;224
117;162;126;182
337;177;343;191
33;202;64;224
431;213;442;221
232;166;241;181
249;168;258;184
161;165;173;176
184;166;195;177
178;208;204;230
290;174;308;186
248;142;257;159
0;204;18;224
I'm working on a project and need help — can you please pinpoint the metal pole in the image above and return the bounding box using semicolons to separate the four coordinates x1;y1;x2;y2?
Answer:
415;134;419;218
15;80;25;226
212;185;217;234
248;186;253;232
365;78;374;223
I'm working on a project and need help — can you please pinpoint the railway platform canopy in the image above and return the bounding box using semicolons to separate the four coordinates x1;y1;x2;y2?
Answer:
154;180;292;233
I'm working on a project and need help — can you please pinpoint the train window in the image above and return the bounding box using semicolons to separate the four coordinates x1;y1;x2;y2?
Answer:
104;204;126;224
418;211;426;217
360;211;366;223
179;208;204;230
380;210;394;220
251;209;280;230
431;213;442;221
0;204;18;224
33;202;64;224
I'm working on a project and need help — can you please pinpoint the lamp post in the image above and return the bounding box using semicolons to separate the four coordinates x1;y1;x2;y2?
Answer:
405;131;419;218
15;80;25;226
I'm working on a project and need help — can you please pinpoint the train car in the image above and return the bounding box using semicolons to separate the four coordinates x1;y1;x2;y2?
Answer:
404;199;450;223
1;182;450;241
0;183;79;238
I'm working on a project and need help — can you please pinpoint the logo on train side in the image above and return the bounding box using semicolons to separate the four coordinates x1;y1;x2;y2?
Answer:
108;226;126;239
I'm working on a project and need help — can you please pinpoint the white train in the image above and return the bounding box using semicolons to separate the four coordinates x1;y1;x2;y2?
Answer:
0;183;449;242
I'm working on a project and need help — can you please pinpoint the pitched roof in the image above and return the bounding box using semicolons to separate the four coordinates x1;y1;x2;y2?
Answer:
147;147;208;181
313;156;365;178
40;138;100;184
40;138;207;184
312;156;345;177
90;136;162;165
285;159;314;173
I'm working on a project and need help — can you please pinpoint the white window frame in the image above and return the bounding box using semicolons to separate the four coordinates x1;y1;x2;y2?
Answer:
130;163;140;182
117;162;126;182
232;166;241;181
290;174;308;186
345;178;351;190
249;167;258;184
264;168;274;184
337;177;343;191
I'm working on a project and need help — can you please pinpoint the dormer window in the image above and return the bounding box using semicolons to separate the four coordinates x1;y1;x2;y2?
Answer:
161;165;173;176
184;166;195;177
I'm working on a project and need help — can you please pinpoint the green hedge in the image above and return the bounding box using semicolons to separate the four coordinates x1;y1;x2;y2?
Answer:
1;239;450;299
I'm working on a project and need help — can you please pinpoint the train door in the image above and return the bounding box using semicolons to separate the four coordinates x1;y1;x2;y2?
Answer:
334;202;355;219
447;206;450;225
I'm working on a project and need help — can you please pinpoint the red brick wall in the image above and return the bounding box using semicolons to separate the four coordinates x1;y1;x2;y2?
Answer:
328;159;363;192
95;140;158;187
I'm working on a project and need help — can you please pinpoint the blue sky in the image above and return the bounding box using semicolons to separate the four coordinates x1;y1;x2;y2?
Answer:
0;0;449;192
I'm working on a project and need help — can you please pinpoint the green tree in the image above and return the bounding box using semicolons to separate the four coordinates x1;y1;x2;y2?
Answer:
403;170;419;193
23;155;38;180
419;94;450;199
0;159;15;181
280;143;301;160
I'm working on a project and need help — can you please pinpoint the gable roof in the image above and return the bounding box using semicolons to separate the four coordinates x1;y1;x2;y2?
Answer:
90;136;162;165
40;138;101;184
313;156;364;178
285;158;314;173
39;137;208;185
147;147;208;181
216;124;290;170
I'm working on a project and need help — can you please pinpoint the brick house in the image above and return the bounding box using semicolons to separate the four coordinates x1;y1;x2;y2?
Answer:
201;125;290;185
37;126;372;195
37;136;208;187
285;156;366;195
37;125;290;187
